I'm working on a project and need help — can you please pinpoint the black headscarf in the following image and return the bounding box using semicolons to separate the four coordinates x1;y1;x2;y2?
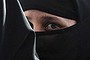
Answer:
0;0;90;60
19;0;78;21
19;0;90;60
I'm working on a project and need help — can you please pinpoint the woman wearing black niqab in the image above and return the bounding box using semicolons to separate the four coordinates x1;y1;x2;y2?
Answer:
0;0;90;60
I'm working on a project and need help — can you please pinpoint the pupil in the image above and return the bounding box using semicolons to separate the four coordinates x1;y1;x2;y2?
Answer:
50;24;57;29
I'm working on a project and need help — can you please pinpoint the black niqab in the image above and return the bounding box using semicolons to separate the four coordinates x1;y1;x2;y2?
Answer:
19;0;90;60
0;0;90;60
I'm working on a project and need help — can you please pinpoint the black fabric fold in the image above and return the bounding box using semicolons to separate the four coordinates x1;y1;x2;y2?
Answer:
0;0;35;60
0;0;3;42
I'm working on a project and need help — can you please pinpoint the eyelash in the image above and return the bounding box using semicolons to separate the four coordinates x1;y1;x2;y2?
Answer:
43;21;63;30
44;22;59;27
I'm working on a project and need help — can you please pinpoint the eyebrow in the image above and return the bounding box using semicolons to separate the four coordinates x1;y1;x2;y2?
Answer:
40;16;62;26
41;16;60;21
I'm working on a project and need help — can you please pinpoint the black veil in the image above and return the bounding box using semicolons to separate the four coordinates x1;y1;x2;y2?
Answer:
0;0;90;60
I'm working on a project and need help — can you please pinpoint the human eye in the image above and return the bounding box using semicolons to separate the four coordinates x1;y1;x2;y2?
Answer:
44;22;66;31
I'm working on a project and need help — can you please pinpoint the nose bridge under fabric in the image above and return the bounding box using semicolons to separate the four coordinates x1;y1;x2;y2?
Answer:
0;0;35;60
